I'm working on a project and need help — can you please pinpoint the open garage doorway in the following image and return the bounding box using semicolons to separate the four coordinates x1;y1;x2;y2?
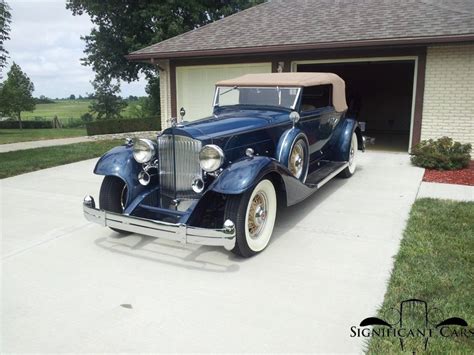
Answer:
295;59;416;152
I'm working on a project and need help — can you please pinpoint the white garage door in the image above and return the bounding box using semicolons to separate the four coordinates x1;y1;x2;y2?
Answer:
176;63;272;121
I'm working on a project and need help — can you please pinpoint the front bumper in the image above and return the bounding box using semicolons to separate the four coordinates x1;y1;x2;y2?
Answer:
83;196;236;250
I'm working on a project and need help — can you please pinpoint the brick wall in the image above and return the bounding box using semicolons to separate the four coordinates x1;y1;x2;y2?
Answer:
421;44;474;147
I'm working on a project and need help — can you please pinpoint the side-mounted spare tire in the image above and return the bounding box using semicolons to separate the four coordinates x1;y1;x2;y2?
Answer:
279;132;309;183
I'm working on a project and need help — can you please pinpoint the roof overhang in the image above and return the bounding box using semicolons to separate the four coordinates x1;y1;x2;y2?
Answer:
126;34;474;62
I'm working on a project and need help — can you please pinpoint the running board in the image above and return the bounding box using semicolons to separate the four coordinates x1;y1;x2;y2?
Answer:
305;161;349;189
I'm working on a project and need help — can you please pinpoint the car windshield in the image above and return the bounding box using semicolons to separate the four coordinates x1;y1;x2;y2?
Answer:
214;86;301;110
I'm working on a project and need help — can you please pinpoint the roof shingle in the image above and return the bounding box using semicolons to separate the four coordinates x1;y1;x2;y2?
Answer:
129;0;474;59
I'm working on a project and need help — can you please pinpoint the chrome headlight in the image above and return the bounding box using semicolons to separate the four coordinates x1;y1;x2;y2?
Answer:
133;139;156;163
199;144;224;172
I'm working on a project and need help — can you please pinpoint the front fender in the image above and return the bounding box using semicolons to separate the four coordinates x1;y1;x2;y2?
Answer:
94;145;146;205
209;155;319;206
210;156;279;195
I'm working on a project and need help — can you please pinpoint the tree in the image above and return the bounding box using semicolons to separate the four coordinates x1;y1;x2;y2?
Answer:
89;78;127;120
69;94;76;100
66;1;263;111
0;63;35;128
0;0;11;76
144;76;160;117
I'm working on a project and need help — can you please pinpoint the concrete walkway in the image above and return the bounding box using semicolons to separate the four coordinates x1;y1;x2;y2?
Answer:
0;136;91;152
1;151;424;353
0;131;157;153
417;181;474;201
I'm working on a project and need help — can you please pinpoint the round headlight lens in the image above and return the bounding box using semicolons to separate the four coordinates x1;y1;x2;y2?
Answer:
133;139;156;163
199;144;224;172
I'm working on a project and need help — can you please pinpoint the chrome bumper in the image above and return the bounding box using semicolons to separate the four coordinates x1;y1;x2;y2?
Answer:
83;195;236;250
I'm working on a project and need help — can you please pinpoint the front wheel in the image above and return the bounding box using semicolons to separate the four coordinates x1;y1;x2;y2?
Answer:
224;179;277;257
339;132;358;178
99;176;129;234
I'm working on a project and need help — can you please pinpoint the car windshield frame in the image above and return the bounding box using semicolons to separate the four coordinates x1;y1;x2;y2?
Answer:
213;86;301;110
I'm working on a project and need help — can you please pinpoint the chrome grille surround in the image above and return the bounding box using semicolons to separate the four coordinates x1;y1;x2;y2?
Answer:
157;134;202;199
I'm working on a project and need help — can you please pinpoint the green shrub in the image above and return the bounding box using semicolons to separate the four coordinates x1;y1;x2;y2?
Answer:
81;112;94;123
86;117;160;136
411;137;471;170
62;117;84;128
0;120;53;129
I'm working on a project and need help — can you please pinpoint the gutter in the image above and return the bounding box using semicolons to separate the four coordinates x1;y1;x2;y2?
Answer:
126;34;474;62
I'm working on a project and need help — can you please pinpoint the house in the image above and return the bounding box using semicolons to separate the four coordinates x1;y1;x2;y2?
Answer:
127;0;474;152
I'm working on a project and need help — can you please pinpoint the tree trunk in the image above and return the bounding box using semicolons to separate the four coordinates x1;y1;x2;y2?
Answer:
18;112;22;130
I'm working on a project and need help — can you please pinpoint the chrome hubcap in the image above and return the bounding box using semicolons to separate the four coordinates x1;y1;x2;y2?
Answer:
247;192;267;238
289;141;305;179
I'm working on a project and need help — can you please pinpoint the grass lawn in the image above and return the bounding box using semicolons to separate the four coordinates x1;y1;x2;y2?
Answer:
21;99;142;123
367;198;474;354
0;139;122;179
0;128;86;144
22;100;93;121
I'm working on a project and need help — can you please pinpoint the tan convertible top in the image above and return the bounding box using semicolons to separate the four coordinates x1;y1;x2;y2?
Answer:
216;72;348;112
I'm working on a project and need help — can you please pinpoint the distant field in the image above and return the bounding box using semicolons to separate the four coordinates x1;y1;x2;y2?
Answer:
21;99;143;123
22;100;92;121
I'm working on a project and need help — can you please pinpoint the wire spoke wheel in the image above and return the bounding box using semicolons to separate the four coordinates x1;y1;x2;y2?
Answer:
289;140;305;179
247;191;268;239
224;179;277;257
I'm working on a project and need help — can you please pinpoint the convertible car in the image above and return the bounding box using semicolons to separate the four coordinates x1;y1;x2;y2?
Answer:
83;72;364;257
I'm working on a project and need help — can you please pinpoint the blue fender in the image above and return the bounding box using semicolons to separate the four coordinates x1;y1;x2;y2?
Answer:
210;156;279;195
209;155;319;206
332;118;364;161
93;145;146;206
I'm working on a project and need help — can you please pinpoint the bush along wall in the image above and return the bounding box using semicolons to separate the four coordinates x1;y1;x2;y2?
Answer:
86;117;161;136
0;120;53;129
411;136;472;170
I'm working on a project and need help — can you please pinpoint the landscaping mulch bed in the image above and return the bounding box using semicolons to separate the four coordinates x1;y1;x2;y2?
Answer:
423;161;474;186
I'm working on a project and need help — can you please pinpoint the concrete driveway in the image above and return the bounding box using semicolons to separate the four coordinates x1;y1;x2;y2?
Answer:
1;151;424;353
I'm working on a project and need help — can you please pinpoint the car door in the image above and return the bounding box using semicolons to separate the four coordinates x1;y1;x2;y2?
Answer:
299;84;336;159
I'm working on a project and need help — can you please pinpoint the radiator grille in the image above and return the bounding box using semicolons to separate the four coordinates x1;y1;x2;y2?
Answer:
157;134;202;199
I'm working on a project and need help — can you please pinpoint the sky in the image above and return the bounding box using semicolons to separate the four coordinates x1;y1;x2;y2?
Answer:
3;0;147;98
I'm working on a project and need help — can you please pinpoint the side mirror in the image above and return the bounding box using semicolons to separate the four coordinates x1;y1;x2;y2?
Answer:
179;107;186;121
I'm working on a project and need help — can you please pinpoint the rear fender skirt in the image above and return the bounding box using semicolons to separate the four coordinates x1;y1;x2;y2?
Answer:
94;145;148;206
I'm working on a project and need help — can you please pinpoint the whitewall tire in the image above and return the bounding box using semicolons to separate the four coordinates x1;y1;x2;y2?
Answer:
224;179;277;257
339;132;358;178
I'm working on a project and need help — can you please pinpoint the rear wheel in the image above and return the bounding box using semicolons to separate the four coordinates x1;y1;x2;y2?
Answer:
339;132;358;178
99;176;129;234
224;179;277;257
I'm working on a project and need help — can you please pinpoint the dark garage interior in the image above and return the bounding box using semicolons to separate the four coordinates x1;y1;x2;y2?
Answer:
297;61;415;151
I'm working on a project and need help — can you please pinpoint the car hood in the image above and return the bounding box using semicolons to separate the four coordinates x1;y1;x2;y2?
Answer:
163;107;290;141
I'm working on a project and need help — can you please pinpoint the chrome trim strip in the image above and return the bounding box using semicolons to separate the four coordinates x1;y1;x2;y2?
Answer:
316;162;349;189
83;196;236;251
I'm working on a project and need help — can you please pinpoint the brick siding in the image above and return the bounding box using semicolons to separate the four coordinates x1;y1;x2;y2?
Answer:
421;44;474;147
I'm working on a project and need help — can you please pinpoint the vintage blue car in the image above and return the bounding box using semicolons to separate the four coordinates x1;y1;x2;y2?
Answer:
83;72;364;257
